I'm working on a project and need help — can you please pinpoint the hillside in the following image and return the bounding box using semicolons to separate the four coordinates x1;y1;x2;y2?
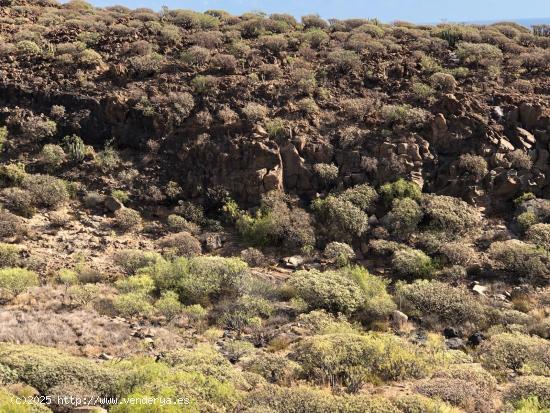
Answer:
0;1;549;412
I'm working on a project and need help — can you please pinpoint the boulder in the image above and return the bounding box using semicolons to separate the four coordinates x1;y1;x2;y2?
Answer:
283;255;304;269
104;196;124;212
445;337;466;350
391;310;409;331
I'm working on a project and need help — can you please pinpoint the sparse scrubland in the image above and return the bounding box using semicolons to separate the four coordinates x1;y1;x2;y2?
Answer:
0;0;549;412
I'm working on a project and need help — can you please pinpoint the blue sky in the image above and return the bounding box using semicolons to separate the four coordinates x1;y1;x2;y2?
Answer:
84;0;550;23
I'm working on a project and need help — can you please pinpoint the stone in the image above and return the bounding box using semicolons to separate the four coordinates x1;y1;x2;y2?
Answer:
104;196;123;212
201;233;223;252
491;106;504;120
472;284;489;296
519;102;542;129
283;255;304;269
468;332;485;346
443;327;461;339
445;337;466;350
391;310;408;331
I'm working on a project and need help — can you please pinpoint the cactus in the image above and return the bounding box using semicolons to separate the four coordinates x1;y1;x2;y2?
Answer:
62;134;86;162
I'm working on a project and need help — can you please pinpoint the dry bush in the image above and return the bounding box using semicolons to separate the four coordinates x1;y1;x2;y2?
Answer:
114;208;142;232
157;232;202;257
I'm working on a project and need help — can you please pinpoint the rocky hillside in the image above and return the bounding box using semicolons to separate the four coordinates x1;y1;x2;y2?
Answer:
0;1;549;413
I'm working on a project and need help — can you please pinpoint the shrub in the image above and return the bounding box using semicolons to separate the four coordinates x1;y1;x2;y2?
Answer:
1;187;34;217
157;232;202;257
488;240;549;281
338;184;378;212
508;149;533;170
438;242;477;266
392;248;435;279
240;247;266;267
395;280;486;326
393;394;462;413
79;48;103;66
114;208;142;232
242;384;401;413
244;353;302;385
236;192;315;250
289;67;317;95
421;194;482;236
57;268;78;286
0;126;7;152
155;290;183;320
324;242;356;267
0;243;21;268
115;273;155;295
505;376;550;408
22;174;69;208
291;333;428;389
173;201;205;224
327;49;362;72
181;45;211;66
167;214;199;233
39;144;66;171
212;53;238;73
113;292;154;317
384;198;423;238
286;269;366;315
415;377;494;412
517;211;539;232
0;209;25;238
16;40;41;55
480;332;550;375
0;343;120;396
243;102;268;122
430;72;457;92
144;256;248;305
62;135;86;161
380;104;429;129
526;223;550;250
0;268;38;294
312;196;369;242
0;162;27;186
0;388;52;413
379;179;422;204
456;42;503;67
113;249;163;274
221;294;273;333
313;163;339;187
411;82;435;101
458;154;488;178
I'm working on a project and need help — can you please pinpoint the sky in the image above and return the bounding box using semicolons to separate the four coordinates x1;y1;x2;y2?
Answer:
82;0;550;23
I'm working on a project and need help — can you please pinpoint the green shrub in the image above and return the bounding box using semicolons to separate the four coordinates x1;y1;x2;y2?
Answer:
16;40;41;55
488;240;549;281
0;343;121;397
113;249;163;274
393;394;462;413
0;388;52;413
526;223;550;250
456;42;503;67
79;48;103;66
338;184;378;211
56;268;78;286
0;126;7;152
155;290;183;320
505;376;550;408
313;163;339;187
243;102;268;122
0;267;39;294
380;179;422;204
480;332;550;375
457;153;488;178
0;162;27;186
411;82;435;101
324;242;356;267
39;144;66;171
395;280;486;326
392;248;435;279
114;208;142;231
22;174;69;208
430;72;457;92
312;196;369;242
327;49;362;72
236;192;315;250
144;256;248;305
381;104;429;129
0;243;21;267
221;294;273;333
242;384;401;413
291;333;428;388
115;273;155;294
173;201;205;224
113;292;154;317
421;194;482;236
167;214;199;233
518;211;539;232
384;198;423;238
244;353;302;384
62;134;86;161
286;269;366;315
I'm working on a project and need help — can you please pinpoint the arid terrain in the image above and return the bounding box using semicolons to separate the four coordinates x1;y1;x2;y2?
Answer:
0;0;549;412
